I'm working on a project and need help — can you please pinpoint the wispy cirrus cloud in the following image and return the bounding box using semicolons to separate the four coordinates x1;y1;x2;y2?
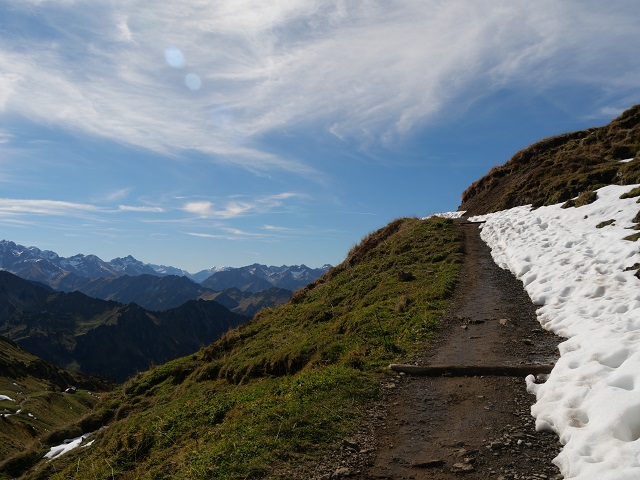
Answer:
118;205;165;213
182;192;302;219
185;224;273;241
100;188;132;202
1;0;638;177
0;198;167;220
0;129;12;144
0;198;104;216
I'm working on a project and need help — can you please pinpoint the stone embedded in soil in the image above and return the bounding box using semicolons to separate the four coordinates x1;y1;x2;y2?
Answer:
411;458;446;468
332;466;352;478
451;462;475;473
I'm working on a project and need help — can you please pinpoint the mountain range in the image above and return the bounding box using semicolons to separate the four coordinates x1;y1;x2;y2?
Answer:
0;271;247;382
0;240;329;293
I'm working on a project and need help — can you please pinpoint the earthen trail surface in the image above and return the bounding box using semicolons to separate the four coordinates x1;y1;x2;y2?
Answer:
327;220;565;480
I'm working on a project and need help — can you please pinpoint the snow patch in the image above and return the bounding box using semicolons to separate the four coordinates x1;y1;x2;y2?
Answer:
422;210;466;220
472;184;640;479
44;433;92;460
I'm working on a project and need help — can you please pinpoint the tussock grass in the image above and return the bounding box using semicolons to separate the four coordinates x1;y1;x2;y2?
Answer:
621;186;640;199
12;217;462;480
461;105;640;214
562;190;598;209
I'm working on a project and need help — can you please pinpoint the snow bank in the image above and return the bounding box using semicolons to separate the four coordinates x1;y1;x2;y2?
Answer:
44;433;91;460
0;395;16;402
422;210;466;220
472;184;640;479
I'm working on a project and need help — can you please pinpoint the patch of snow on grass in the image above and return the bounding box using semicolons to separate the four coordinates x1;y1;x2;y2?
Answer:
423;210;466;220
471;184;640;480
0;395;16;402
44;432;93;460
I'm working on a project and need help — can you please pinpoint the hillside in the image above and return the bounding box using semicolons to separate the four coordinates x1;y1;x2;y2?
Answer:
4;216;462;479
0;336;111;464
461;104;640;214
201;287;293;317
0;271;248;381
62;273;215;311
55;273;292;315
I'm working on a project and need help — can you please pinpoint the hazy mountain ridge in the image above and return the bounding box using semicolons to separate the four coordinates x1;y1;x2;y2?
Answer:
0;240;329;294
201;263;330;292
0;271;247;382
65;274;214;311
202;286;294;318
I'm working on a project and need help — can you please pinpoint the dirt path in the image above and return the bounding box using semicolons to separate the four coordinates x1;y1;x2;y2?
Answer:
322;220;564;480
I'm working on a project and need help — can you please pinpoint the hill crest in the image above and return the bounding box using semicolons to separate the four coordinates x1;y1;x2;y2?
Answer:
460;104;640;214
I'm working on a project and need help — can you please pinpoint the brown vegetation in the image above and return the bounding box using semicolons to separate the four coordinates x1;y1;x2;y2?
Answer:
461;105;640;215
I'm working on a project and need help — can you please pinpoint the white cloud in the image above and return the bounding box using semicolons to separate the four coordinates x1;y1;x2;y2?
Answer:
0;198;164;220
0;129;12;144
0;0;639;172
0;199;103;216
101;188;132;202
182;192;302;218
185;231;251;241
118;205;165;213
186;226;273;241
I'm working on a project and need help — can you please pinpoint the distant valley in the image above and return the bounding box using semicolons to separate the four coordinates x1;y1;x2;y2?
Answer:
0;242;330;382
0;271;247;382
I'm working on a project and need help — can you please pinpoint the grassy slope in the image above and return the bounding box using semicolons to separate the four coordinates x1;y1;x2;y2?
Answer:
0;337;110;469
10;216;462;480
461;104;640;215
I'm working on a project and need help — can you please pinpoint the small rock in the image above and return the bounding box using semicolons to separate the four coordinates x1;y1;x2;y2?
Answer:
332;467;352;478
523;338;534;346
342;439;360;451
451;462;475;473
412;459;445;468
455;448;469;457
498;318;509;327
468;319;486;324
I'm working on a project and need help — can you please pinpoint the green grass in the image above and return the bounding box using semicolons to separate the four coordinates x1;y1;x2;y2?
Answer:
9;217;462;480
624;232;640;242
596;219;616;228
0;337;109;471
620;186;640;199
562;190;598;209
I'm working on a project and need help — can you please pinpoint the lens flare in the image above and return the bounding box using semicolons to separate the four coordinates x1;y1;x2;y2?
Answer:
185;73;202;91
164;46;185;68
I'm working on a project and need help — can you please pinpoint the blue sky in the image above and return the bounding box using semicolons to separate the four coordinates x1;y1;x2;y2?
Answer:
1;1;639;273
